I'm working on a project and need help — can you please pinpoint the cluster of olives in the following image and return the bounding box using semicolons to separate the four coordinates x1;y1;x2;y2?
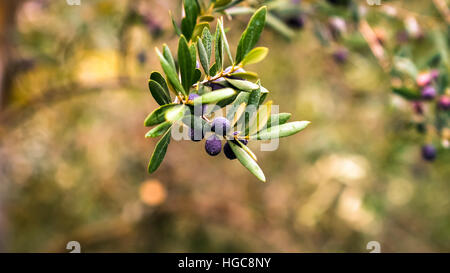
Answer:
188;112;249;160
412;69;450;161
184;70;256;160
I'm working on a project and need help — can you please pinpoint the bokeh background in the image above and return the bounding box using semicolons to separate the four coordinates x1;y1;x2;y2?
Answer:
0;0;449;252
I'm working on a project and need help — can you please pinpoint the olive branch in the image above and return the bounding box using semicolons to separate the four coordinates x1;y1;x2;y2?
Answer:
143;0;310;182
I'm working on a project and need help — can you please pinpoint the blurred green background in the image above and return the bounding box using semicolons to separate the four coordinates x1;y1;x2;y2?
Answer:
0;0;449;252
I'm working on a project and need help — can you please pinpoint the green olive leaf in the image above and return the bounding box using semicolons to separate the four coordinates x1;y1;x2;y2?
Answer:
202;27;213;59
150;71;170;96
218;18;234;65
248;100;272;136
235;6;267;64
266;113;291;129
230;71;259;82
178;35;196;93
225;78;259;91
193;68;202;85
243;84;262;135
145;121;172;138
144;103;179;127
258;92;268;105
392;87;421;101
148;128;172;173
210;63;218;75
162;44;177;72
240;47;269;66
156;48;185;96
226;91;250;124
169;11;182;36
148;80;171;105
251;121;310;140
197;37;210;75
192;88;236;104
165;105;186;122
181;0;200;40
191;22;209;42
215;21;224;70
228;140;266;182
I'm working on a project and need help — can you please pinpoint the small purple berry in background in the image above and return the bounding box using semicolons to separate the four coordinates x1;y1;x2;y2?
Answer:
396;30;409;44
430;69;439;80
412;101;424;115
438;95;450;110
285;15;305;30
205;135;222;156
332;48;348;64
223;142;236;160
137;51;147;64
421;85;436;100
211;117;231;136
421;144;437;161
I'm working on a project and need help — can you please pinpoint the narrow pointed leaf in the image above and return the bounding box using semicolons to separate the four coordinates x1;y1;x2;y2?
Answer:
251;121;310;140
169;11;182;36
165;105;186;122
145;121;172;138
231;103;247;127
192;22;209;42
163;45;177;72
244;85;262;135
228;141;266;182
266;113;291;129
215;22;224;70
218;19;234;64
225;78;259;91
144;103;178;127
230;71;259;82
248;100;272;136
236;138;258;161
197;37;210;75
210;63;218;75
226;91;250;122
240;47;268;66
193;68;202;84
148;80;171;105
156;48;185;95
235;6;267;64
150;71;170;96
178;35;195;93
193;88;236;104
148;128;172;173
392;87;421;101
258;92;267;105
202;28;213;60
181;0;200;40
